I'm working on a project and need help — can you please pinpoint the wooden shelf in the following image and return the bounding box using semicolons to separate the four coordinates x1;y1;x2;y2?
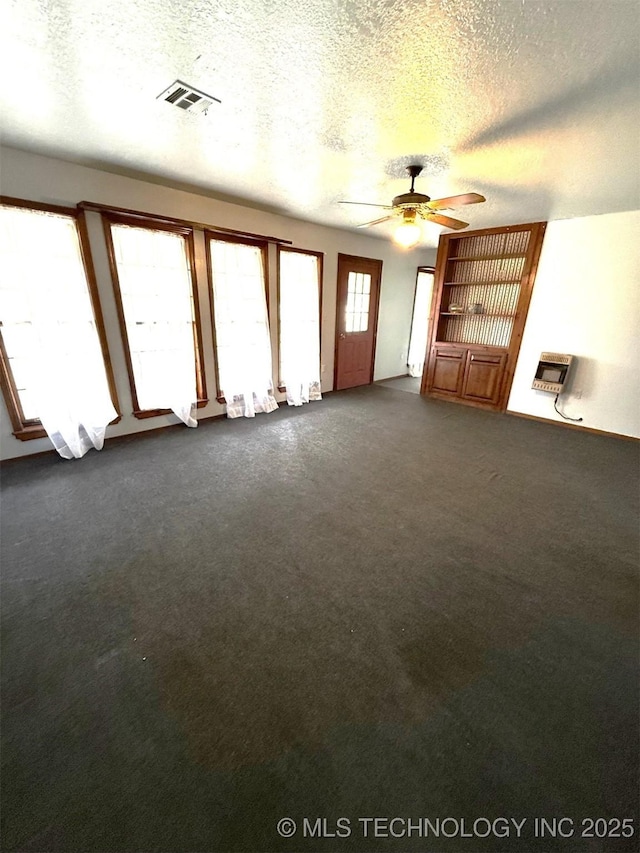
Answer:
444;279;522;287
440;312;516;318
433;341;508;350
448;252;527;262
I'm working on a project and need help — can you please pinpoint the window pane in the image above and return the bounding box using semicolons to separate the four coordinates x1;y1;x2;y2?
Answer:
209;240;274;401
343;281;370;333
0;205;112;427
278;250;321;399
110;225;198;415
14;388;38;421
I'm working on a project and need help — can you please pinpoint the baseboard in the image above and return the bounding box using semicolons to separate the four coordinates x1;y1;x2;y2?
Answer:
376;373;412;382
506;410;638;442
424;391;500;411
0;412;228;466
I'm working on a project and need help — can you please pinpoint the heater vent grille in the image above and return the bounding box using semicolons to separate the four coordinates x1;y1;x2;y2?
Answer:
157;80;220;114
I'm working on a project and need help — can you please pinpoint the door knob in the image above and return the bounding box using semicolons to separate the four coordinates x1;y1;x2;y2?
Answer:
339;332;346;340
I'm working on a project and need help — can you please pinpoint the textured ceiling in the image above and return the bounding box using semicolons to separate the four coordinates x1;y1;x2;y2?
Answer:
1;0;639;247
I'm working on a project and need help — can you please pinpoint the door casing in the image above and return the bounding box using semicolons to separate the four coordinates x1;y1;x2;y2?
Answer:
333;253;383;391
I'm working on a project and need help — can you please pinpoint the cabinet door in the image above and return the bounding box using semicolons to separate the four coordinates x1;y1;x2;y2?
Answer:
461;351;507;404
427;347;466;395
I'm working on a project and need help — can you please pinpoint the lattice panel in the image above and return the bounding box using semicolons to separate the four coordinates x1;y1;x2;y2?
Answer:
440;314;514;346
438;226;535;346
448;280;520;313
447;255;525;284
451;229;531;258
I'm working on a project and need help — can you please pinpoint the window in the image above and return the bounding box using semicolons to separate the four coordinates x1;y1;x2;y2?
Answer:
105;218;206;426
278;247;322;406
207;236;278;418
0;199;118;456
345;271;371;332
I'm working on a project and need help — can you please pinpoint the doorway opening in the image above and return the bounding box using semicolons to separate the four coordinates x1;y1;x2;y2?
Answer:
407;266;435;381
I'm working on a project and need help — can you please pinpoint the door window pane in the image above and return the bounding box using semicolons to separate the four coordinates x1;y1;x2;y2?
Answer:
345;271;371;332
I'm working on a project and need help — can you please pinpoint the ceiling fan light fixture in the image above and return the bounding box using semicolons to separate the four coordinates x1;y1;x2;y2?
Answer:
341;167;484;238
393;210;422;248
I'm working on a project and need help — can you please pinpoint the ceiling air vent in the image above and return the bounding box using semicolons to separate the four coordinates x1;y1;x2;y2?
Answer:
157;80;221;115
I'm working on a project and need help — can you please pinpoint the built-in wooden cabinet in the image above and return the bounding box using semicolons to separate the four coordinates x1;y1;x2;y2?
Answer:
460;349;507;404
421;222;546;411
427;346;467;396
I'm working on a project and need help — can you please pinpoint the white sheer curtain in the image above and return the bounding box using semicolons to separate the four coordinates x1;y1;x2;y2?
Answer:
209;239;278;418
0;206;117;459
110;225;198;427
407;269;434;377
279;249;322;406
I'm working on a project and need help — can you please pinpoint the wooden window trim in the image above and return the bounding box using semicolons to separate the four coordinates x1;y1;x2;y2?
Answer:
276;246;324;392
76;209;122;421
0;325;39;437
0;195;78;217
101;212;209;417
79;201;293;247
0;196;121;440
205;231;270;403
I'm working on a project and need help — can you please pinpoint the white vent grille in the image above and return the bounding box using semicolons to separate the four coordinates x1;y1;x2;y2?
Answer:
157;80;220;115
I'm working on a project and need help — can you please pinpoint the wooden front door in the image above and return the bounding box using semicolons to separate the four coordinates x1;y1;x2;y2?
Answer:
334;254;382;390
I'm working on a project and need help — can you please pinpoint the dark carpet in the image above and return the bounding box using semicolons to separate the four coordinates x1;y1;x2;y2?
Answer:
375;376;421;394
1;386;638;853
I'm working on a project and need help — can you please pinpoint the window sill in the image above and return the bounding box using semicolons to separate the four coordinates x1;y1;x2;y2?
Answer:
12;424;48;441
133;400;209;419
217;392;287;402
12;414;122;441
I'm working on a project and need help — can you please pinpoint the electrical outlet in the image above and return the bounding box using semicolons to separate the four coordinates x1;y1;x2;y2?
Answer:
574;389;582;399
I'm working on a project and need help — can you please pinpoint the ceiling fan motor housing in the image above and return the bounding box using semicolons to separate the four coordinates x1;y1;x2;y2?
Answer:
392;191;431;208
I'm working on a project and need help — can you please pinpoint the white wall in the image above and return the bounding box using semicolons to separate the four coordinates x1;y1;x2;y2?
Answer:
0;147;433;459
507;210;640;438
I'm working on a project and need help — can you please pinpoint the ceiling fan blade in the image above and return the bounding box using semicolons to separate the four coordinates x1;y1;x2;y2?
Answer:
425;213;469;230
426;193;486;210
339;201;394;209
357;215;395;228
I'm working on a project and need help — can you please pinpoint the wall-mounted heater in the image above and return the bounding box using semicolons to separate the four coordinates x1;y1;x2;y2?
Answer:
532;352;574;394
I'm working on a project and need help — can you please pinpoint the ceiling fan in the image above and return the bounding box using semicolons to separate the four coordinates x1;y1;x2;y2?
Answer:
340;165;486;247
